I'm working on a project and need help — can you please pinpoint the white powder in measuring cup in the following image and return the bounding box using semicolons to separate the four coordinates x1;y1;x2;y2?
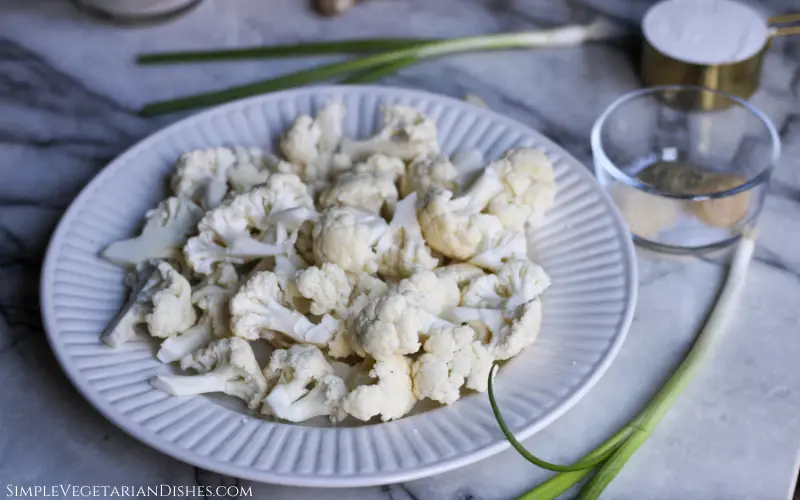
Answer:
643;0;769;65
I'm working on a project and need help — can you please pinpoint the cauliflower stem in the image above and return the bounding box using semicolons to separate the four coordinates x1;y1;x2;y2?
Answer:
153;337;267;409
156;319;213;364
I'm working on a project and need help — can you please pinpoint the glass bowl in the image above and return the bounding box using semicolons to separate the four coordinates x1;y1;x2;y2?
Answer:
591;85;781;253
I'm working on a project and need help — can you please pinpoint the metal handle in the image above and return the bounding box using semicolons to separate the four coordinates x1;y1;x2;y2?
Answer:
769;13;800;37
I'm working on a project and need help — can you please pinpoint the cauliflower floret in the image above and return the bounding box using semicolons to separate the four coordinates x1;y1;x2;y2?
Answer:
191;263;240;333
452;149;486;191
392;270;460;316
469;229;528;271
312;206;389;274
151;337;267;409
375;193;439;279
171;147;278;209
447;299;543;360
399;154;458;198
185;207;296;275
295;263;353;316
462;259;550;310
230;271;340;346
418;168;505;260
411;324;493;404
486;148;557;230
353;272;390;298
340;272;390;324
262;345;348;422
157;319;213;365
294;220;315;264
318;170;398;215
246;243;312;316
331;359;374;389
102;304;149;348
146;261;196;339
102;197;204;267
434;264;485;288
273;245;311;279
460;275;504;309
101;262;162;348
185;175;314;274
340;105;439;161
267;204;318;231
157;263;240;363
327;324;355;359
280;102;351;185
342;355;416;421
225;147;273;194
274;246;314;314
262;173;316;214
350;289;453;360
171;148;238;209
266;209;320;273
352;154;406;182
280;115;319;167
496;259;551;309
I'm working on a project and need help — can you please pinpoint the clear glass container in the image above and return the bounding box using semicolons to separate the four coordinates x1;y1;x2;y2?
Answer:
591;85;781;253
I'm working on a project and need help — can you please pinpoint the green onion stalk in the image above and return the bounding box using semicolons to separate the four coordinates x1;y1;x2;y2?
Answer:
137;39;437;64
490;233;756;500
139;19;623;116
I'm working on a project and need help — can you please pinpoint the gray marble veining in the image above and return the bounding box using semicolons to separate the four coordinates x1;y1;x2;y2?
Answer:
1;0;799;499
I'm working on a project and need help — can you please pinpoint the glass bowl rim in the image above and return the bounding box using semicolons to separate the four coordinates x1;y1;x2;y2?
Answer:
590;85;782;201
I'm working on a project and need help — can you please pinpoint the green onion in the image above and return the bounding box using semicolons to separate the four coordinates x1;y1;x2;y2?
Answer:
137;39;436;64
342;56;419;83
505;234;756;500
139;19;623;116
517;469;594;500
577;234;755;499
488;364;632;473
140;49;414;116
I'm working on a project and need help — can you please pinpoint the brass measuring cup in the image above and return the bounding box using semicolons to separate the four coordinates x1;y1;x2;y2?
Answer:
642;13;800;109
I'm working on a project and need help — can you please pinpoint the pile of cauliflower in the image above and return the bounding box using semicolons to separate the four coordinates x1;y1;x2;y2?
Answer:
99;103;557;424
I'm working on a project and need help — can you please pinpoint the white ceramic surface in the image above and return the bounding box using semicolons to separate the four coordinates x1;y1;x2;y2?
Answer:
40;85;637;487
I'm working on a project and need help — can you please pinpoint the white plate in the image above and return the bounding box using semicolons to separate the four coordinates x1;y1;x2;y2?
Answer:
40;85;637;487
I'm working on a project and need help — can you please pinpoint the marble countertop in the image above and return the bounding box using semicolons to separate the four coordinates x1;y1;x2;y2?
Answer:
1;0;800;498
